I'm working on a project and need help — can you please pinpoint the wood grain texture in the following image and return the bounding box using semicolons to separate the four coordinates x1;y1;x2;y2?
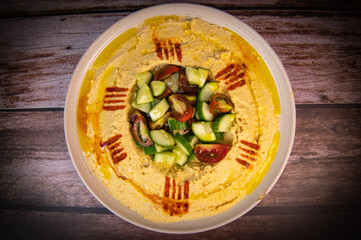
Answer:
1;0;361;17
1;107;360;209
0;209;360;239
0;11;360;109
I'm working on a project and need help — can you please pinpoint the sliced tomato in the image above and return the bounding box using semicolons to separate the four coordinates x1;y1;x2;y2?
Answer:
194;144;229;163
132;114;153;147
156;87;172;100
209;94;233;114
153;64;180;81
178;69;199;94
168;94;194;122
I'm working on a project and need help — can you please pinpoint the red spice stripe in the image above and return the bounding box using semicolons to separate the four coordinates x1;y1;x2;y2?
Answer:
239;146;258;156
236;158;252;168
174;42;182;62
172;179;176;199
108;142;121;150
215;64;235;79
153;38;163;60
100;134;122;147
184;181;189;199
106;87;129;92
168;39;175;58
111;148;124;157
104;94;127;98
226;79;246;91
241;154;256;162
241;140;260;151
178;186;182;200
104;99;125;103
103;105;126;111
113;152;127;164
162;40;169;60
164;176;171;198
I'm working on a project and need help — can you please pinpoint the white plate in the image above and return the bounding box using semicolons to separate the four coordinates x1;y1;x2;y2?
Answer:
64;3;296;234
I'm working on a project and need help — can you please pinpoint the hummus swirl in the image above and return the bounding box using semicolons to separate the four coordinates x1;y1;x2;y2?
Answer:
77;16;280;222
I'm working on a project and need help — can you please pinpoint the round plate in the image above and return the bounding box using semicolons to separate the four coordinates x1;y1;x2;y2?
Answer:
64;3;296;234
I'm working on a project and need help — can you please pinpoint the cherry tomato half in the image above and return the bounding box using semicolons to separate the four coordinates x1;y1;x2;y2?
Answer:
209;94;233;114
194;144;229;163
131;113;153;147
178;69;199;94
168;94;194;122
153;64;180;81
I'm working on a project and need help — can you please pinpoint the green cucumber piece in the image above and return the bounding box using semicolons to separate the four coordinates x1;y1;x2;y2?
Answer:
136;84;154;104
149;112;171;130
188;151;197;161
150;81;166;97
173;145;189;167
184;134;199;148
174;132;193;155
153;151;176;164
198;82;219;102
191;121;216;142
149;98;169;122
197;68;209;87
184;95;197;105
143;145;156;155
164;72;179;93
185;66;199;85
168;117;189;130
155;143;167;153
196;101;214;121
131;101;151;113
201;132;223;143
136;71;153;88
213;114;236;132
150;130;175;149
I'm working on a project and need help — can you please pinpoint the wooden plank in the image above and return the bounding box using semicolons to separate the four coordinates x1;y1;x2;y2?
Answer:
1;0;360;18
1;11;360;109
0;209;359;239
0;107;360;209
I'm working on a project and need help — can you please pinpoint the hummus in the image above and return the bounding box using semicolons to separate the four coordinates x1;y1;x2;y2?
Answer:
77;16;280;222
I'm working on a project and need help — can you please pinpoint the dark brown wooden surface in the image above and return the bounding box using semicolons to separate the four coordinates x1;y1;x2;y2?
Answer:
1;1;361;239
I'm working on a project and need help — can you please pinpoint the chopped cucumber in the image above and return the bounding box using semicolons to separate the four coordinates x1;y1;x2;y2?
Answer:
173;145;189;167
201;132;223;143
184;134;199;148
168;117;189;130
188;151;198;161
196;101;214;121
185;66;199;85
191;121;216;142
149;98;169;121
136;71;153;88
150;81;166;97
155;143;167;153
213;114;236;132
198;82;219;102
150;130;175;149
131;101;151;113
149;112;171;130
143;145;156;155
198;68;209;87
136;84;154;104
153;151;176;164
164;72;179;93
174;132;193;155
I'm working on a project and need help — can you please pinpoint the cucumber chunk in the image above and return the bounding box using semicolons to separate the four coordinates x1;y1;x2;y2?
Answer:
185;66;199;85
196;101;214;121
150;130;175;149
155;143;167;153
201;132;224;143
173;145;189;167
150;81;166;97
143;145;156;155
164;72;179;93
136;71;153;88
136;84;154;104
197;68;209;88
213;114;236;132
153;151;176;164
174;132;193;155
191;121;216;142
168;117;189;130
131;101;151;113
198;82;219;102
149;98;169;121
188;152;198;162
184;134;199;148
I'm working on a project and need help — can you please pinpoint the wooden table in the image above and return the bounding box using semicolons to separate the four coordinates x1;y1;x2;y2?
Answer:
1;1;360;239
